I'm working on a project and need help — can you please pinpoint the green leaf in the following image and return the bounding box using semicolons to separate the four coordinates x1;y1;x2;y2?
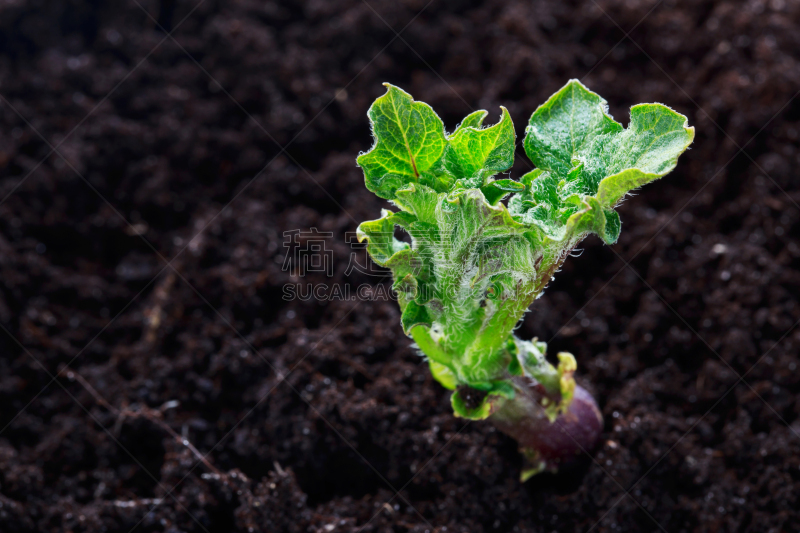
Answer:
356;209;409;266
517;79;693;246
444;107;516;185
524;80;622;179
513;338;559;393
385;248;430;281
451;109;488;136
392;273;419;298
391;271;434;305
401;301;432;334
594;103;695;207
558;196;610;245
438;189;528;245
602;208;621;244
450;381;515;420
481;178;526;204
357;84;448;199
451;389;497;420
393;183;441;225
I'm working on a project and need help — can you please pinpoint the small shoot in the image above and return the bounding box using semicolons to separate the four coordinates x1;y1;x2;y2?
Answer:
356;81;693;477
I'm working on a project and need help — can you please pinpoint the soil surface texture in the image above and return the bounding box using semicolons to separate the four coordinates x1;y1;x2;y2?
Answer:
2;1;800;532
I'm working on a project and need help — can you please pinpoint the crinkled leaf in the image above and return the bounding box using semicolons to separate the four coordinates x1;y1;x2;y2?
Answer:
513;184;616;244
357;84;448;199
481;178;526;204
432;190;545;378
356;209;409;266
524;80;622;178
385;248;430;282
358;211;436;305
438;189;528;245
444;107;515;185
393;183;441;225
594;103;695;207
392;273;419;298
517;79;693;245
557;196;611;245
451;109;488;136
434;189;537;318
392;272;434;305
401;301;432;334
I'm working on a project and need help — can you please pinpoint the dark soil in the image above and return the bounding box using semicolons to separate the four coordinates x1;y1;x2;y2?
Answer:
2;1;800;531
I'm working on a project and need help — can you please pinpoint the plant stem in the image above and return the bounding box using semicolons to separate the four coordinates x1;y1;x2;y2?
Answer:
489;377;603;479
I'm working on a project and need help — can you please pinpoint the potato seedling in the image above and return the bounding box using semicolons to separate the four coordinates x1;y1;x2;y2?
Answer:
356;80;693;479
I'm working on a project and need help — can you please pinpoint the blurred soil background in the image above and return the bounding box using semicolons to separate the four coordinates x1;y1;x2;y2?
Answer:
2;0;800;531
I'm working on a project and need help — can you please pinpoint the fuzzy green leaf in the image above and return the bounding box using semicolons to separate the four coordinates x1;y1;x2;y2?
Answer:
439;189;528;245
451;389;497;420
452;110;488;135
559;196;612;245
516;79;693;245
481;178;526;204
444;107;515;185
594;103;695;207
357;84;448;199
385;248;429;282
451;381;515;420
356;209;409;266
393;183;441;225
602;208;621;244
524;80;622;179
401;301;432;334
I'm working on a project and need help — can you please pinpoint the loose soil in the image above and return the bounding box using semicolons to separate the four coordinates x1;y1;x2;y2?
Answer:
2;1;800;532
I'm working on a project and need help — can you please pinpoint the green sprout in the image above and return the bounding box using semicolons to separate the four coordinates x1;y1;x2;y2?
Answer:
357;80;694;479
